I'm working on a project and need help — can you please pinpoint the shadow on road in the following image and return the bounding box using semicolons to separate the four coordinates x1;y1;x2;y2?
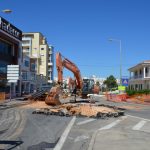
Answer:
27;138;59;150
0;140;23;150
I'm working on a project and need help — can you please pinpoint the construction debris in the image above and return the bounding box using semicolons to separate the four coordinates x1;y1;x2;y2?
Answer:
32;103;124;118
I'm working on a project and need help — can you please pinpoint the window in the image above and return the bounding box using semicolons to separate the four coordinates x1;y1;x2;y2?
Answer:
40;60;44;65
139;69;142;75
31;63;35;70
145;67;148;73
0;64;7;73
22;72;27;80
31;72;36;80
24;60;29;67
41;48;44;50
49;56;52;62
0;40;12;55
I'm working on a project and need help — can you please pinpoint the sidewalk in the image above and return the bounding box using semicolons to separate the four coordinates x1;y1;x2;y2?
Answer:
88;129;139;150
0;96;30;109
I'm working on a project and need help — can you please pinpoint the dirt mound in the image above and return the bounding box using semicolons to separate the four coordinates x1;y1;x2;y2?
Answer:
32;103;124;118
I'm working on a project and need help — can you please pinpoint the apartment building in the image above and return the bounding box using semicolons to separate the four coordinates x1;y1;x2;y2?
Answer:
22;32;54;86
0;16;22;96
128;60;150;90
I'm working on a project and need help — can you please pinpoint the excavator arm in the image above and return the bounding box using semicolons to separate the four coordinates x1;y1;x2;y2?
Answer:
45;52;83;105
62;59;82;89
56;52;82;89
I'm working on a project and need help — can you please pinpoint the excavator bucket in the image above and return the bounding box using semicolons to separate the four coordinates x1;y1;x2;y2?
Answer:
45;86;61;105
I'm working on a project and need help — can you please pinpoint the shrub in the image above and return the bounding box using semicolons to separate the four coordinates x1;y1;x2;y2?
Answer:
126;89;150;96
126;90;136;96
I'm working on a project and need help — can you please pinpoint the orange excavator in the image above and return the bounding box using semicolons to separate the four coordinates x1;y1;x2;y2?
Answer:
45;52;83;105
45;52;100;105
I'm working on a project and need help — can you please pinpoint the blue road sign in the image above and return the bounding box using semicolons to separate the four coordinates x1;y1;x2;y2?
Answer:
122;78;129;86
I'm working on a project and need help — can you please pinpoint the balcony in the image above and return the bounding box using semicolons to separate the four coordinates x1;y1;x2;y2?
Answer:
48;80;53;83
49;51;53;55
22;38;32;46
130;75;143;80
22;43;31;47
48;67;53;71
48;62;53;66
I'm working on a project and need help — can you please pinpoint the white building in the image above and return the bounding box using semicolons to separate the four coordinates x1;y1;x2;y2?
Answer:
22;32;54;84
128;60;150;90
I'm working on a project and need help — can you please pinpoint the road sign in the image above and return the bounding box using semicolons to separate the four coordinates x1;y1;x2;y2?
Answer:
7;65;19;82
122;78;129;87
8;80;18;83
7;74;19;77
7;70;19;74
7;76;19;80
118;86;126;91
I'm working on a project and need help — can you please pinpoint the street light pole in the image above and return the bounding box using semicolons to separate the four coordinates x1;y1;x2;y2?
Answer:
109;38;122;85
119;40;122;85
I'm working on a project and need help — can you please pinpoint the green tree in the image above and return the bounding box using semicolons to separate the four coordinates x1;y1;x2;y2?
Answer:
96;81;100;86
103;75;118;90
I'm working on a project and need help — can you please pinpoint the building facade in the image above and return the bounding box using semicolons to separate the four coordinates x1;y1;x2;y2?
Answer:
0;16;22;96
22;32;54;86
22;32;47;77
48;46;54;84
128;60;150;90
21;55;37;94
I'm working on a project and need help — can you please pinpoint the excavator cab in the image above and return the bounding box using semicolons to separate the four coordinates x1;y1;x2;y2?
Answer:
82;79;95;98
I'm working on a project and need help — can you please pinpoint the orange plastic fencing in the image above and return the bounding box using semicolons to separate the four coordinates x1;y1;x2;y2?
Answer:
105;93;128;102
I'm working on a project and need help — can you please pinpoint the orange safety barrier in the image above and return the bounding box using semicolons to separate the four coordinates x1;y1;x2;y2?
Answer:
105;93;128;102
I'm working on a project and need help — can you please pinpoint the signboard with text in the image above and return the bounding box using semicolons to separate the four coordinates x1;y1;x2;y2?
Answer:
7;65;19;83
0;16;22;41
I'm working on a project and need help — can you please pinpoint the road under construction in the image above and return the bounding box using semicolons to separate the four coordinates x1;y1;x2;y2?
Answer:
1;52;150;150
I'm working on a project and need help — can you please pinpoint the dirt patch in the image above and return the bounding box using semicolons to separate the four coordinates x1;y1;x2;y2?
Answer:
21;101;51;109
32;103;124;118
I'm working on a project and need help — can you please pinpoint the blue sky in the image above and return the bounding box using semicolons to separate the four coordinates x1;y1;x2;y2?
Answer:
1;0;150;79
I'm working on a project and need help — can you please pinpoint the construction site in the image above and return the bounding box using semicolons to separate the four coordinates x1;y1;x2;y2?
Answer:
1;51;150;150
1;0;150;149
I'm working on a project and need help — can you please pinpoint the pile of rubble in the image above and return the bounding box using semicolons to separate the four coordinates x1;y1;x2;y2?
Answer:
32;103;124;118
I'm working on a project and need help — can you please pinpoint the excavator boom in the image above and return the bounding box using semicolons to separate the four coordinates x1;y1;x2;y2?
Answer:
45;52;83;105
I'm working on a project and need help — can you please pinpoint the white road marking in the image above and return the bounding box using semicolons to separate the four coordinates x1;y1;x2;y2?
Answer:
127;114;150;122
77;118;96;125
87;131;97;150
54;116;76;150
74;135;89;142
98;116;127;130
132;120;147;130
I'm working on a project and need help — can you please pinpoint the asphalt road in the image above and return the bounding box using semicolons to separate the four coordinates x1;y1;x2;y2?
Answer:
0;97;150;150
